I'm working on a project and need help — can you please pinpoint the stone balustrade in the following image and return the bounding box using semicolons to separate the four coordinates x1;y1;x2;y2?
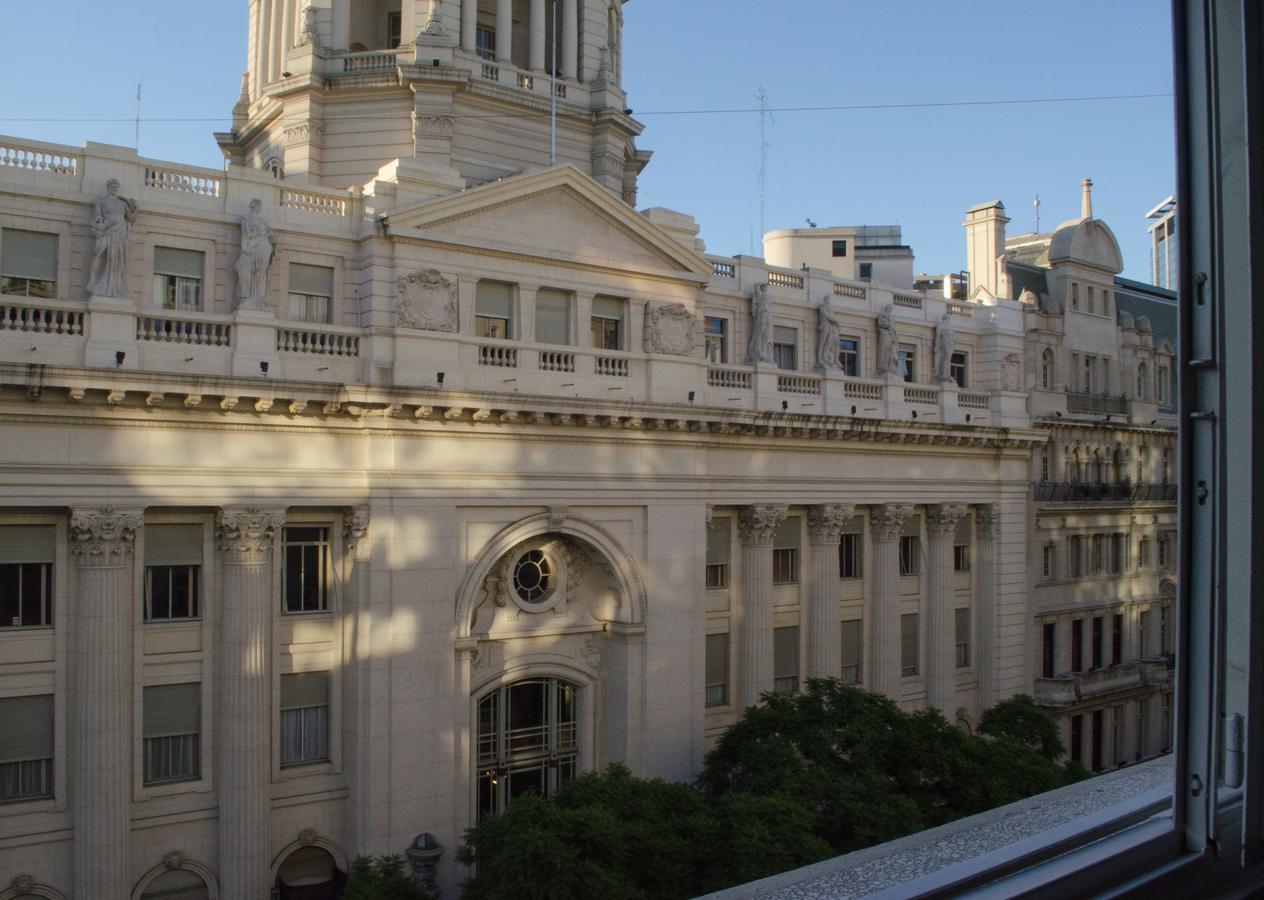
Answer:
1032;659;1173;708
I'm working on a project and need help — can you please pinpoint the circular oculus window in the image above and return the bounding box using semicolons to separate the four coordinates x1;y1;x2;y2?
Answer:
512;549;554;604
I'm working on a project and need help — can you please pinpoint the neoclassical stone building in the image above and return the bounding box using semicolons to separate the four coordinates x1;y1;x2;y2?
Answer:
0;4;1175;899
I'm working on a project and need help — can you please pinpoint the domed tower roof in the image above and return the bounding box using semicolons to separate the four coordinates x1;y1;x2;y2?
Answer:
1045;178;1124;273
1136;316;1153;333
1117;310;1135;329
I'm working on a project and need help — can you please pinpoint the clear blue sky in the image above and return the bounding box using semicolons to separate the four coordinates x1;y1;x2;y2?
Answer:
0;1;1174;281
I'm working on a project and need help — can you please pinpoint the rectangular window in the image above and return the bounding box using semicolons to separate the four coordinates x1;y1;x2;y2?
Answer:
831;239;848;257
704;316;728;364
1092;616;1104;669
1091;534;1104;574
900;613;919;676
1071;618;1084;672
475;281;513;339
590;297;623;350
475;25;496;59
705;633;728;707
1161;692;1173;752
772;516;800;585
1042;543;1057;580
0;694;53;803
858;262;873;280
0;526;55;629
899;534;920;576
773;626;800;695
841;619;862;685
1157;365;1169;404
387;11;402;47
953;516;971;573
1086;285;1096;315
1071;283;1080;309
144;523;201;622
1159;603;1172;656
1069;535;1083;577
950;351;968;388
1139;537;1151;569
1109;533;1124;575
1112;613;1123;665
280;672;330;767
1136;699;1149;761
1070;352;1081;391
1042;622;1056;678
1091;709;1104;771
705;520;729;589
838;337;859;376
1;229;58;298
1140;609;1152;658
288;263;333;323
1070;714;1083;764
1084;355;1097;394
898;344;917;383
143;683;200;785
534;288;571;345
839;531;862;579
152;247;204;312
283;526;329;614
954;607;971;668
772;326;798;371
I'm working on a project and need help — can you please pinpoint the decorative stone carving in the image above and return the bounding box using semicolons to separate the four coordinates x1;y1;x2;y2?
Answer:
416;116;454;136
974;503;1000;539
216;508;283;564
421;0;446;35
933;312;956;384
297;1;321;47
284;120;324;148
343;508;370;557
162;851;186;871
737;504;787;547
869;503;913;542
397;270;458;332
644;303;698;356
11;875;35;894
746;284;773;364
582;635;602;670
407;833;443;897
70;508;140;567
705;505;714;530
926;503;968;540
234;199;276;312
876;304;901;378
807;503;856;544
1002;353;1024;391
87;179;137;298
299;828;318;847
816;294;843;371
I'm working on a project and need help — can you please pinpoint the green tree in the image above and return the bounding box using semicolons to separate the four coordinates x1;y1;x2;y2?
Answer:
341;854;431;900
978;694;1066;761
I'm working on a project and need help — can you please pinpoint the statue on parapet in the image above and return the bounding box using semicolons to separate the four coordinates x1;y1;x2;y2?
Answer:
816;293;842;371
87;178;137;298
235;198;277;312
746;283;773;364
933;311;956;384
876;303;902;378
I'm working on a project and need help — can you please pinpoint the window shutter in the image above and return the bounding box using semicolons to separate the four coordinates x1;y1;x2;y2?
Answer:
1;229;57;280
901;613;919;670
773;626;800;678
145;524;203;566
706;521;730;565
534;289;570;344
955;608;971;647
705;633;728;685
475;281;513;318
143;683;200;737
774;516;800;550
153;247;204;279
841;620;862;670
281;672;330;710
0;695;53;762
0;526;56;564
591;297;623;320
290;263;334;297
773;325;797;345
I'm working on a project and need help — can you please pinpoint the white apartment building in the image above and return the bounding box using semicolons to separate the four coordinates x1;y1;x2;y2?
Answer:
0;4;1175;898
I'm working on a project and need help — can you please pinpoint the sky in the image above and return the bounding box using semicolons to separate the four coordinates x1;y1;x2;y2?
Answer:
0;1;1175;282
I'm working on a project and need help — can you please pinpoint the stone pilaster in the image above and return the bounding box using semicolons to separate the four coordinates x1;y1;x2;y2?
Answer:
869;504;912;699
70;507;141;900
216;507;284;900
806;504;855;680
974;504;1000;710
926;504;968;713
736;504;787;708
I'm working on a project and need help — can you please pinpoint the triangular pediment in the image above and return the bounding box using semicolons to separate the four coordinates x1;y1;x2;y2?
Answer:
383;166;712;279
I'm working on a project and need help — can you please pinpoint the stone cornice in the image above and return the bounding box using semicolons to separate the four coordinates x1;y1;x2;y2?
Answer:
216;507;284;565
737;504;788;547
869;504;913;542
925;503;969;540
70;507;142;568
806;503;856;544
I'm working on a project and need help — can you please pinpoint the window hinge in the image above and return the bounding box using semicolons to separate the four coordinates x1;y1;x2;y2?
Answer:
1224;713;1245;789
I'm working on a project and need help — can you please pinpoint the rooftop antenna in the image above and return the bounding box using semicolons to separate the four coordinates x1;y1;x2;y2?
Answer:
755;85;773;242
134;82;142;150
1034;193;1041;232
549;0;558;166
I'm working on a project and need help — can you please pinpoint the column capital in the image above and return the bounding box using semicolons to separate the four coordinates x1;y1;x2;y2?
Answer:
70;507;141;568
343;507;371;560
926;503;969;541
737;504;788;547
807;504;856;544
869;503;913;542
974;503;1001;539
216;507;284;564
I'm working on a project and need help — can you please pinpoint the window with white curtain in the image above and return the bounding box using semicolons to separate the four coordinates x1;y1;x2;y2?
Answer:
281;671;330;767
705;633;728;707
841;619;863;685
288;263;333;323
152;247;204;312
143;683;200;785
0;229;57;298
773;625;800;695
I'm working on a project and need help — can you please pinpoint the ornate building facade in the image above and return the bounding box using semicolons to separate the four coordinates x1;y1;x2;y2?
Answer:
0;4;1176;898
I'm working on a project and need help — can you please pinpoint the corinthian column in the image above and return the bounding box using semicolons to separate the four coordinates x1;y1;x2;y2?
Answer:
216;507;284;900
974;504;1000;710
736;505;787;708
926;504;968;714
869;504;912;700
70;507;141;900
806;504;854;679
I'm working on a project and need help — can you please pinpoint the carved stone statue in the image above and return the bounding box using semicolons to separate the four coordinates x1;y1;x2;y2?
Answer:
816;293;842;371
86;179;137;298
422;0;445;35
397;270;458;332
644;303;698;356
1002;353;1024;391
297;2;321;47
933;311;956;383
746;283;773;364
234;199;276;312
876;304;901;378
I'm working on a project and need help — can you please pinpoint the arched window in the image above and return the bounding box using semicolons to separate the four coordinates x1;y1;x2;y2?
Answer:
1136;362;1150;400
1138;447;1150;482
1041;348;1055;389
1114;447;1126;483
276;846;342;899
1069;448;1082;483
140;868;209;900
477;678;579;819
263;156;284;180
1095;449;1108;484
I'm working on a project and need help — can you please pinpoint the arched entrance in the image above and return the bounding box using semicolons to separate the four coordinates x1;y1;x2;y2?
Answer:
275;846;345;900
476;678;579;818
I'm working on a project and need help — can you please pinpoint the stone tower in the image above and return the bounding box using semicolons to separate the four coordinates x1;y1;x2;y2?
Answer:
217;0;647;202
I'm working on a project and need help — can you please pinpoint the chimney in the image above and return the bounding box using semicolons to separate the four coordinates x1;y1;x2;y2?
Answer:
1081;178;1094;220
964;200;1010;299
